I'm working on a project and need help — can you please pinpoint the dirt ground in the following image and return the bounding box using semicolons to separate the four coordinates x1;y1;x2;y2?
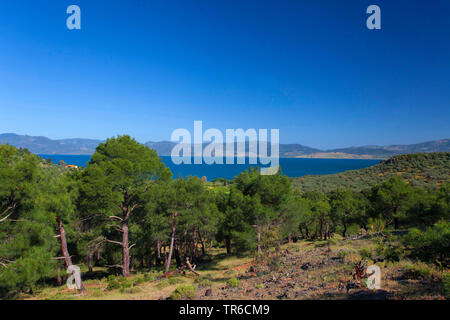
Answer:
22;238;447;300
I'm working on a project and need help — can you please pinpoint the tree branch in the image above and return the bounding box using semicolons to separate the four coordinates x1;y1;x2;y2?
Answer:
106;239;122;246
52;256;73;260
0;206;14;223
109;215;123;222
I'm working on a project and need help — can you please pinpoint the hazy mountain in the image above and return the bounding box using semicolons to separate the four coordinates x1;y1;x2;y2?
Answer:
327;139;450;158
1;133;449;158
0;133;101;155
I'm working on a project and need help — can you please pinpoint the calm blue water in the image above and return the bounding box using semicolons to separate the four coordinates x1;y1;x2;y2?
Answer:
38;154;380;180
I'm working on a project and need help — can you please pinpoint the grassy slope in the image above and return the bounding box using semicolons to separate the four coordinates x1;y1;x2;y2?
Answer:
292;152;450;193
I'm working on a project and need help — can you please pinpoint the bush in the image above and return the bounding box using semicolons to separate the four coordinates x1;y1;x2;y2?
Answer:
226;278;240;288
442;273;450;298
195;277;211;287
267;255;281;271
170;284;198;300
376;238;404;262
359;248;372;260
402;261;435;280
106;275;121;291
402;221;450;267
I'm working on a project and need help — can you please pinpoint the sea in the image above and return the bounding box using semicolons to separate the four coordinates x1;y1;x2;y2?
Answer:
38;154;380;180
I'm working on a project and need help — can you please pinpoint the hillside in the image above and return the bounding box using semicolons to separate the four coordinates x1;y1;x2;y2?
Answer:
327;139;450;158
292;152;450;193
0;133;101;155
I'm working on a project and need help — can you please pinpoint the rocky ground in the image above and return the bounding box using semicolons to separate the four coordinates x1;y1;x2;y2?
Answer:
199;240;446;300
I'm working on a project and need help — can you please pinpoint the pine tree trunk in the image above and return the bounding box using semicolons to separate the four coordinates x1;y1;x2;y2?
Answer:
193;225;198;261
57;218;73;267
56;267;62;286
394;217;399;230
342;224;347;238
122;219;130;277
257;228;262;255
164;212;178;274
56;217;85;291
156;240;162;265
88;251;94;273
225;237;231;255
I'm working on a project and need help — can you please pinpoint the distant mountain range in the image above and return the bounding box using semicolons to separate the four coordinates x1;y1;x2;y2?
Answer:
1;133;449;159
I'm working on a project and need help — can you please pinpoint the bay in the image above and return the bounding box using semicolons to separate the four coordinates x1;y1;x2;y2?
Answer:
38;154;380;180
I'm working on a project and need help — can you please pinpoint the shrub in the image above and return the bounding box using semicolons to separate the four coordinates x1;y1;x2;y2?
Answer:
442;273;450;298
338;250;349;259
267;255;281;271
359;248;372;260
170;284;198;300
106;276;121;291
402;261;435;280
195;277;211;287
255;283;264;289
376;238;404;262
226;278;240;288
402;221;450;267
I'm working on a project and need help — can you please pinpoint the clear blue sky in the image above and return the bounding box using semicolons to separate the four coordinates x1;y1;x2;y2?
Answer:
0;0;449;149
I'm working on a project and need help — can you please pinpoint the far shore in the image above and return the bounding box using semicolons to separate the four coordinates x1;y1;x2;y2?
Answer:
37;153;385;160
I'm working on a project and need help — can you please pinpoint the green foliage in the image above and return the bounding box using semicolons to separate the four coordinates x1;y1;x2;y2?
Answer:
376;237;404;262
359;248;372;260
266;255;282;272
402;220;450;267
226;277;240;288
442;273;450;298
170;284;197;300
401;261;435;280
0;145;58;296
195;276;211;287
293;152;450;193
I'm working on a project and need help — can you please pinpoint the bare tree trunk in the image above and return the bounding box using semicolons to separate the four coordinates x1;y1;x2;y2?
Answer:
319;220;323;240
193;225;198;261
164;211;177;274
163;245;167;266
394;217;399;230
342;223;347;238
87;251;94;273
56;217;85;291
175;244;182;269
210;232;214;248
122;219;130;277
156;240;162;265
225;237;231;255
57;218;73;267
56;267;62;286
200;239;206;256
257;227;262;255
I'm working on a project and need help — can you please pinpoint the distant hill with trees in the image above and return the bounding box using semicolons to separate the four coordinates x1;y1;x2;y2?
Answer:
292;152;450;193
